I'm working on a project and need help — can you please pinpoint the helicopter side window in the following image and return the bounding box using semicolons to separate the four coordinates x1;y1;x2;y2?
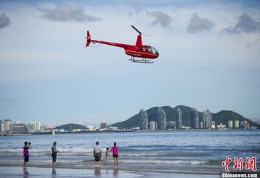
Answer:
140;46;144;51
147;47;151;52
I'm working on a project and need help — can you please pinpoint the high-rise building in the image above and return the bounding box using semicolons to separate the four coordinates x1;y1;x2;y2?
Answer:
11;123;30;134
100;122;107;129
241;121;249;129
150;121;156;130
190;108;199;129
211;121;216;129
156;107;166;130
3;119;12;133
28;121;36;132
139;109;148;130
228;120;233;128
234;120;239;128
175;108;182;129
35;121;41;131
202;109;212;129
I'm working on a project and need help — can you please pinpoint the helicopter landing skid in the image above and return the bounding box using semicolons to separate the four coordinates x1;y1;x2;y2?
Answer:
129;57;154;64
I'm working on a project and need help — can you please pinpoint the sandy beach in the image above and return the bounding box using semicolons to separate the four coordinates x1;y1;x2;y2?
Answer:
0;166;220;178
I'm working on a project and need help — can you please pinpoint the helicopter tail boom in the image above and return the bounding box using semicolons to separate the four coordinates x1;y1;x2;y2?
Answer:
86;31;91;47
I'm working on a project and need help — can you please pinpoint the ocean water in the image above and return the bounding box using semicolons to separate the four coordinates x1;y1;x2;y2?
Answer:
0;130;259;174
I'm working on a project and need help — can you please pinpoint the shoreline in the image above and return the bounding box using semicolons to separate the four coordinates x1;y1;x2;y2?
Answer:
0;165;220;178
1;128;259;136
0;160;223;175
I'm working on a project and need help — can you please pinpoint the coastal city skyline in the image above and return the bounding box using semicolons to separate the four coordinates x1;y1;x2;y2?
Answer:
2;104;258;129
1;104;259;128
1;1;260;126
1;105;257;135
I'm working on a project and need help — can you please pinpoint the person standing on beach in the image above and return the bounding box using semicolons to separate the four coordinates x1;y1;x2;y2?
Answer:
51;141;60;168
111;142;119;166
23;141;32;170
105;148;109;164
93;141;102;166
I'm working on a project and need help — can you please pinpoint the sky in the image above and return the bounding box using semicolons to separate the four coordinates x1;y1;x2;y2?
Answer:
0;0;260;126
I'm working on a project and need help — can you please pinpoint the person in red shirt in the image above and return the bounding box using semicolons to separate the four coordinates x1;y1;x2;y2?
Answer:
111;142;119;166
23;141;32;170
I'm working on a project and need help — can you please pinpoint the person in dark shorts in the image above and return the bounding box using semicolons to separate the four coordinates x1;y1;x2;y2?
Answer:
111;142;119;166
23;141;32;170
51;141;60;168
93;141;102;166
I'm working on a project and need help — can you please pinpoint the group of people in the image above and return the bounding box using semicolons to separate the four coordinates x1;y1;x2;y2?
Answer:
94;141;119;166
23;141;59;170
23;140;119;170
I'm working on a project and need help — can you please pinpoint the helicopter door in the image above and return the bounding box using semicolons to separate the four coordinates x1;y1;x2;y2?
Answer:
140;46;151;52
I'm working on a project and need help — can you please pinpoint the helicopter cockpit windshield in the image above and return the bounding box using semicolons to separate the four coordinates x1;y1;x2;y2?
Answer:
151;46;159;55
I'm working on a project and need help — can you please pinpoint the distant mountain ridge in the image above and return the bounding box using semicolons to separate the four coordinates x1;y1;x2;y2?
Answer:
111;105;258;129
55;123;86;131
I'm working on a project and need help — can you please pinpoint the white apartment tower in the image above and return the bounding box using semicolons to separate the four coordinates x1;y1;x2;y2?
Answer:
234;120;239;128
228;120;233;128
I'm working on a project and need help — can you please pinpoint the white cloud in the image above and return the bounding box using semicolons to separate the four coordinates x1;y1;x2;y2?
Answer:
41;3;102;22
149;11;172;28
223;13;260;34
187;13;214;33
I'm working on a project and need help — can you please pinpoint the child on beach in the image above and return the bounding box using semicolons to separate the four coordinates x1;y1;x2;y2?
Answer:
105;148;109;163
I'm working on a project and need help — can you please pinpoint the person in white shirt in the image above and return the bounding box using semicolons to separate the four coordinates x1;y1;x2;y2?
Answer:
51;141;60;168
93;141;102;165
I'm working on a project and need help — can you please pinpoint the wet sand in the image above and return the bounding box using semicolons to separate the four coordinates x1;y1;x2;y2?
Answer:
0;166;220;178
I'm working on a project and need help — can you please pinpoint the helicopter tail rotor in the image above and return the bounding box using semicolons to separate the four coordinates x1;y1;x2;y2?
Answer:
86;31;91;47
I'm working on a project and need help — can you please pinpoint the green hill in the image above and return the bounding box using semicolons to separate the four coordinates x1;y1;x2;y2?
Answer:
55;123;86;131
112;105;258;129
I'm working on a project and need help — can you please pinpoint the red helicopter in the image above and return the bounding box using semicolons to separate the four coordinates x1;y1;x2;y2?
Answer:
86;25;159;63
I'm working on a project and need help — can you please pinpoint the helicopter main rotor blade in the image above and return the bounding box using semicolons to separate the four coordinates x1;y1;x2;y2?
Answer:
131;25;142;35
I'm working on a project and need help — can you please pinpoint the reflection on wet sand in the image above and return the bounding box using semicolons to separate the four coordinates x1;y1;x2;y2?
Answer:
113;168;118;177
23;168;29;178
94;166;100;176
94;166;119;177
52;168;56;175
